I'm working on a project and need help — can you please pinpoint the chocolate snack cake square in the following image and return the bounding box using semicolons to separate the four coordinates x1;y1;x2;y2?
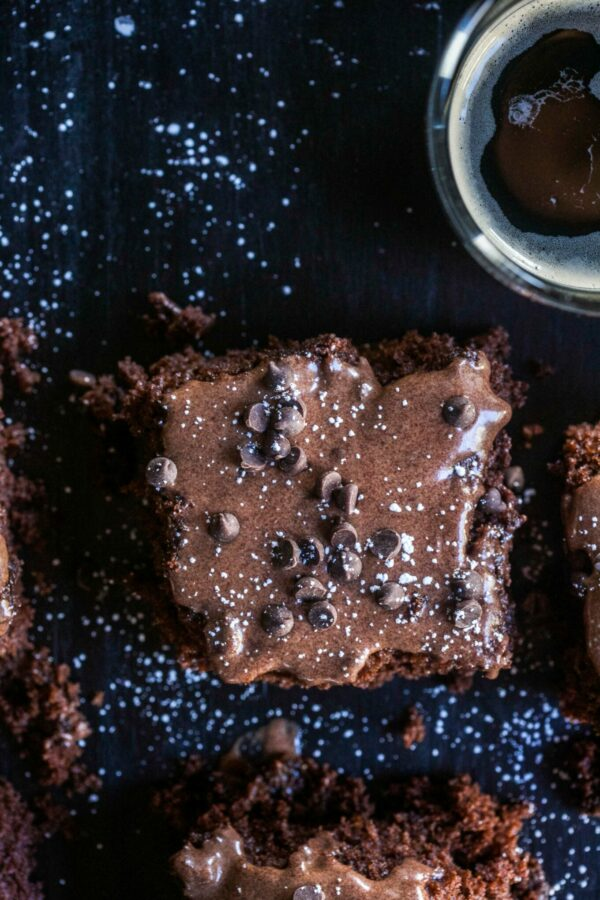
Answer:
560;421;600;729
166;720;547;899
90;321;525;688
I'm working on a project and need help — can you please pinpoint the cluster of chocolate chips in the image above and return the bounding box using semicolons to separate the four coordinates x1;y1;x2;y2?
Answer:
451;570;484;630
264;536;336;636
238;361;308;476
320;474;425;621
442;394;484;482
316;471;363;583
262;467;431;636
366;528;424;620
262;570;339;638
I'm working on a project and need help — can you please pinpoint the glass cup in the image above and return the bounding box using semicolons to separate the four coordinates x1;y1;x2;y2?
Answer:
427;0;600;316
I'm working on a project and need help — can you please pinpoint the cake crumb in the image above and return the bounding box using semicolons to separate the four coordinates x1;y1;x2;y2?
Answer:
398;704;426;749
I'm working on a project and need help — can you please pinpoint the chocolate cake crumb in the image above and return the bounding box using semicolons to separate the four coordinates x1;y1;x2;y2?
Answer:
398;704;426;749
0;647;92;788
145;291;216;343
528;358;555;380
562;421;600;489
0;779;41;900
0;318;40;394
522;423;544;448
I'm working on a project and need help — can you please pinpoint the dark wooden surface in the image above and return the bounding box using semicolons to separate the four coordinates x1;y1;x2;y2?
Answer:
1;1;599;897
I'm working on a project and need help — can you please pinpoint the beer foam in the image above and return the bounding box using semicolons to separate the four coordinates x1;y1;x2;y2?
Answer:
448;0;600;292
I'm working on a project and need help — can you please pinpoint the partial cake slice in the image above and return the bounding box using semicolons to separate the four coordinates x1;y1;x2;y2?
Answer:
167;719;546;899
0;779;41;899
0;318;39;667
86;321;525;688
561;420;600;729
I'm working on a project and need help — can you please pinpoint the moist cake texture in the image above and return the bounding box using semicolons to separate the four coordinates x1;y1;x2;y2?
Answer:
86;320;525;687
561;420;600;731
168;719;547;899
0;779;41;900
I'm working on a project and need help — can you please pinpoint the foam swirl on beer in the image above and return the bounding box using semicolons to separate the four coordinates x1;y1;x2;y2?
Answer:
448;0;600;293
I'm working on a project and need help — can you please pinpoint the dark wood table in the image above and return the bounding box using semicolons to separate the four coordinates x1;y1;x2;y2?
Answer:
1;1;599;896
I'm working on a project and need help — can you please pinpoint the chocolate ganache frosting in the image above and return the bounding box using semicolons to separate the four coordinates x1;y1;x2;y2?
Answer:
152;347;511;686
174;829;434;900
563;474;600;675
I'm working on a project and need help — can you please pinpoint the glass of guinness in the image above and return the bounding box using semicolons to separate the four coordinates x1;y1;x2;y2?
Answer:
428;0;600;315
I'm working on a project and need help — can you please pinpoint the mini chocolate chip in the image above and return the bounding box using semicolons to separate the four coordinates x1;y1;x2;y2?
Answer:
272;538;300;570
454;599;482;630
293;887;324;900
278;395;307;417
395;590;427;623
317;470;342;501
479;487;506;515
265;360;293;391
328;549;362;582
239;443;267;471
263;430;292;460
244;402;269;433
369;528;401;561
294;576;327;601
504;465;525;493
208;616;244;656
261;604;294;637
69;368;97;389
442;395;477;429
299;537;325;567
146;456;178;489
293;886;323;900
376;582;406;610
330;521;358;549
278;446;308;475
334;482;359;516
452;570;484;602
208;512;240;543
271;405;306;437
307;600;337;630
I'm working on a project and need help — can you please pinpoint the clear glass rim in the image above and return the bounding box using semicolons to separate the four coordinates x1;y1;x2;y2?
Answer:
426;0;600;318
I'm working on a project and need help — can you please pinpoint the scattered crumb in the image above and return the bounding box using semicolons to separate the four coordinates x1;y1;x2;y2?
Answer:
522;423;544;449
398;705;426;749
0;647;93;789
145;292;216;343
